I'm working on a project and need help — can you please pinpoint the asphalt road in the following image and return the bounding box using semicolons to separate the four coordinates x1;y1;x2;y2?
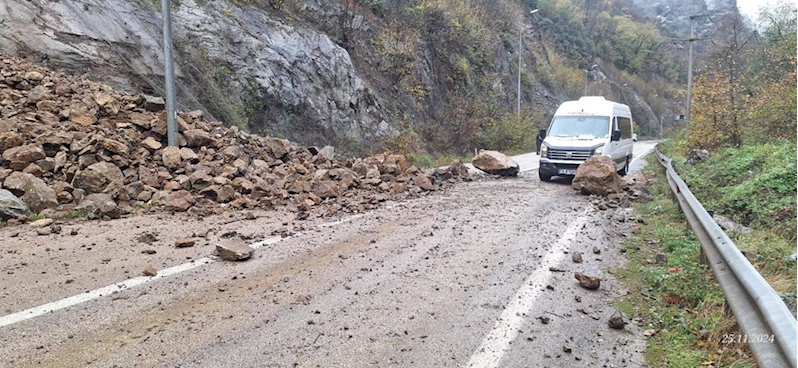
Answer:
0;142;659;368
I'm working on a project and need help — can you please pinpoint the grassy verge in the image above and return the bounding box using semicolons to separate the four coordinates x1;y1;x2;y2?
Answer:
616;140;797;367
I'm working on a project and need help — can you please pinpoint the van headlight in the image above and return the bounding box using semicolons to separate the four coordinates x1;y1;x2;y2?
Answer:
540;144;549;157
593;145;604;155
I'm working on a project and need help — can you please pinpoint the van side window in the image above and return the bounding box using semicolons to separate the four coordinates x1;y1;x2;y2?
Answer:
617;116;633;139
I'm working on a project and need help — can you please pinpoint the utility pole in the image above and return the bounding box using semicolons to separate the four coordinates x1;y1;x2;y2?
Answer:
517;9;538;118
162;0;178;147
660;115;663;138
517;28;522;118
686;14;708;133
584;63;597;96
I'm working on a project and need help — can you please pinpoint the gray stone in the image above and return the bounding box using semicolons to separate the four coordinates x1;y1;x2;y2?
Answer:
75;193;121;219
163;190;195;211
74;162;124;194
2;172;57;213
216;238;254;261
0;132;24;152
162;146;183;169
29;218;54;228
316;145;335;161
412;174;434;191
141;94;165;112
3;144;46;170
183;129;214;148
141;137;162;151
0;189;29;219
180;147;199;163
472;150;519;176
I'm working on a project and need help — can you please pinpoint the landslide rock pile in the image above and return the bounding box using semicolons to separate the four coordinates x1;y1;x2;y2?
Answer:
0;56;469;222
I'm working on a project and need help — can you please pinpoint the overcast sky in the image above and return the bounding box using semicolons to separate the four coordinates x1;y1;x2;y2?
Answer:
736;0;791;20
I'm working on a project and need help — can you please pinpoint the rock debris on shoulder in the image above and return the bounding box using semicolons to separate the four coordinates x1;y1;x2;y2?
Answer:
574;272;601;290
0;56;470;223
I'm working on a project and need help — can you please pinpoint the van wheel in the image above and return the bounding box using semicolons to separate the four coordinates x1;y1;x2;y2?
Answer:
539;171;552;182
618;156;630;176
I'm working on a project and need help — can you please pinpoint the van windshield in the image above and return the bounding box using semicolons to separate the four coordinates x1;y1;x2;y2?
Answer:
548;116;610;138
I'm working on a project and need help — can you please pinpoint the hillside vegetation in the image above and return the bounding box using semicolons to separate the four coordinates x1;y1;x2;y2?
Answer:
270;0;689;159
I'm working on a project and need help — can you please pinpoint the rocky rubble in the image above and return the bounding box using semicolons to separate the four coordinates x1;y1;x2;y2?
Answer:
0;56;469;223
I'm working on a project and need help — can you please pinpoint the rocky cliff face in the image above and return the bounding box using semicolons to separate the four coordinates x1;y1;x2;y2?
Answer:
1;0;387;152
3;0;686;152
631;0;742;39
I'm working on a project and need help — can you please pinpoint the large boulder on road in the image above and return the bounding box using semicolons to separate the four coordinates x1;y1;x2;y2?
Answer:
471;150;519;176
572;156;621;196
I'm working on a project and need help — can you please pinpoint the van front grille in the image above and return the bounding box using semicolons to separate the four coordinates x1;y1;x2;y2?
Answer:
548;149;592;161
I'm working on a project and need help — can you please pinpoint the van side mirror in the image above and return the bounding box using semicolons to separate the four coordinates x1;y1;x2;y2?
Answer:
538;129;546;138
611;130;622;141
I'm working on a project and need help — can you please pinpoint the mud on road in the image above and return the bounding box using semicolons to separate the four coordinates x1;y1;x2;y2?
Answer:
0;171;646;367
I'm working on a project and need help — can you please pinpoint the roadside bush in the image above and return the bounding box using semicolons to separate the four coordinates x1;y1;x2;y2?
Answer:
476;112;538;154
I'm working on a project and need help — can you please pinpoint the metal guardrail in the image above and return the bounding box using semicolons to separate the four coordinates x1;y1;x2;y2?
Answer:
654;148;797;368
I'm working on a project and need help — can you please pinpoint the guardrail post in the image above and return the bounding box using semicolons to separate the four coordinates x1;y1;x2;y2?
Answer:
699;247;709;265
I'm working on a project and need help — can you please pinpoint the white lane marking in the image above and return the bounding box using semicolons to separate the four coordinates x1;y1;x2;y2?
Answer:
0;212;371;328
466;209;589;368
250;236;287;249
631;147;655;165
0;257;213;328
318;214;365;228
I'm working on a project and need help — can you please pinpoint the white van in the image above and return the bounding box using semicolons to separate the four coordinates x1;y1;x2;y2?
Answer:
538;96;634;181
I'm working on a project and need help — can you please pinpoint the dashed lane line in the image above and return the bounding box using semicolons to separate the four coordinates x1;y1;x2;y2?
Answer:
466;208;589;368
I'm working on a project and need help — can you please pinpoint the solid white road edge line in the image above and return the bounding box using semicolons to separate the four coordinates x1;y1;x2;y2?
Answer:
0;213;369;329
631;148;654;165
466;209;589;368
0;256;213;328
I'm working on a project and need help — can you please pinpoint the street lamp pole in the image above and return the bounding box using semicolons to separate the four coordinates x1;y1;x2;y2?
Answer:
517;9;538;118
517;29;522;117
686;14;707;133
162;0;178;147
